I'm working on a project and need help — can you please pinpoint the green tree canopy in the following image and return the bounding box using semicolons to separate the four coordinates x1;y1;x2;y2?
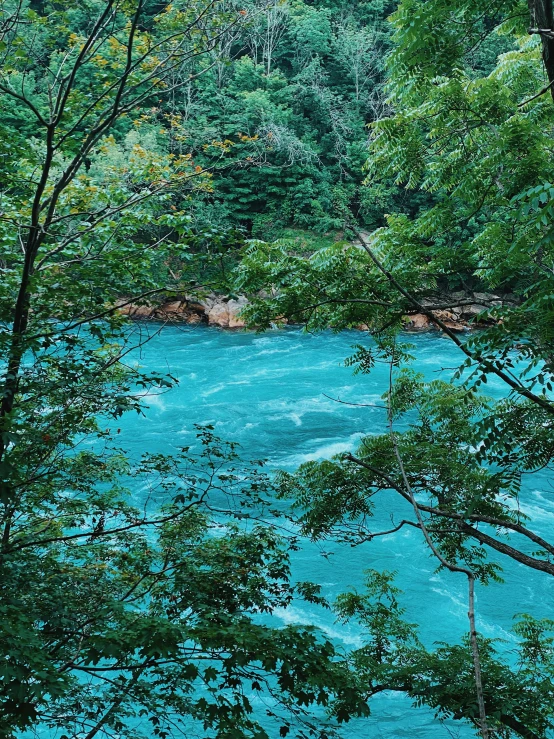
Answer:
0;2;368;737
236;1;554;737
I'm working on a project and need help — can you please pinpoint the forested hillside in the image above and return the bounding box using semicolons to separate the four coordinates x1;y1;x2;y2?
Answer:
1;0;400;240
171;0;396;236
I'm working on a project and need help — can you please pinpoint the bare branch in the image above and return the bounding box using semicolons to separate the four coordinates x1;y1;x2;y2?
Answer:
350;227;554;416
384;356;489;739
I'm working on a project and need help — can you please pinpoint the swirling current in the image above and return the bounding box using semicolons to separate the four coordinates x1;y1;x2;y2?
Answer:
116;325;554;738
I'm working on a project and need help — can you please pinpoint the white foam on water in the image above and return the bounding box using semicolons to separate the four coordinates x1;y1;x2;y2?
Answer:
243;343;303;359
273;605;364;647
430;585;469;617
262;395;341;415
252;335;286;347
269;412;303;427
517;505;554;526
426;584;516;643
240;366;292;379
200;379;252;397
529;488;554;510
141;391;167;410
517;491;554;525
282;432;365;466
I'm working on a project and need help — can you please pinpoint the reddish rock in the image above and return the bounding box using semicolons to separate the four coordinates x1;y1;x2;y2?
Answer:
406;313;431;330
187;301;207;315
207;302;230;327
160;300;184;314
186;312;203;324
441;319;468;333
130;304;154;317
227;297;248;328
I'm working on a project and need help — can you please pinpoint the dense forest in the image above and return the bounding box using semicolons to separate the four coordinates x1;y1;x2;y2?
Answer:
1;1;554;739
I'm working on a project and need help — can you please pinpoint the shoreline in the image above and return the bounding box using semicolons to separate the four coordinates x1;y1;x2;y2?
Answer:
117;291;508;333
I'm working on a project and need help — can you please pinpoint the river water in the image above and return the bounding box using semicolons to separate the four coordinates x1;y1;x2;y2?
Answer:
118;325;554;738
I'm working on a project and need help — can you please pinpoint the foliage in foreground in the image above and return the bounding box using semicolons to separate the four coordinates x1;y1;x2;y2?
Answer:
0;2;367;737
1;426;365;739
236;1;554;737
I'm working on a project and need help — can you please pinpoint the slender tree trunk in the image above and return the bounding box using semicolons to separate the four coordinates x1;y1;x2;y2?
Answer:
386;358;490;739
467;575;489;739
530;0;554;100
0;146;53;468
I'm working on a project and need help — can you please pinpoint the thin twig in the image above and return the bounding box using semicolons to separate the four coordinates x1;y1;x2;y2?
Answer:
518;78;554;106
350;227;554;417
385;352;489;739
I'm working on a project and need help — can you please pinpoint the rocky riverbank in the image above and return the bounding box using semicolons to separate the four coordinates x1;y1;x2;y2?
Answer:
403;291;508;332
117;291;509;331
117;294;250;328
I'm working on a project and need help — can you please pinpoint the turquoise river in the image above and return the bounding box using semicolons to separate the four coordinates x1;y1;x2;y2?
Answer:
117;325;554;738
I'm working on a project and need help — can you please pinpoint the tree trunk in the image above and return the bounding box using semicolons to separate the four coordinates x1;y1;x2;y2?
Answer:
530;0;554;100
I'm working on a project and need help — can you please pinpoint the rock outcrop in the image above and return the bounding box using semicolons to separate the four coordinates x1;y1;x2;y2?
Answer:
405;313;431;331
117;290;511;332
404;291;507;332
116;294;249;328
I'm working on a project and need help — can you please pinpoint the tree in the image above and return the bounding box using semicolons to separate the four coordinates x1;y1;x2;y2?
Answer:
235;0;554;736
169;0;398;236
332;22;380;103
244;0;290;76
0;2;368;737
